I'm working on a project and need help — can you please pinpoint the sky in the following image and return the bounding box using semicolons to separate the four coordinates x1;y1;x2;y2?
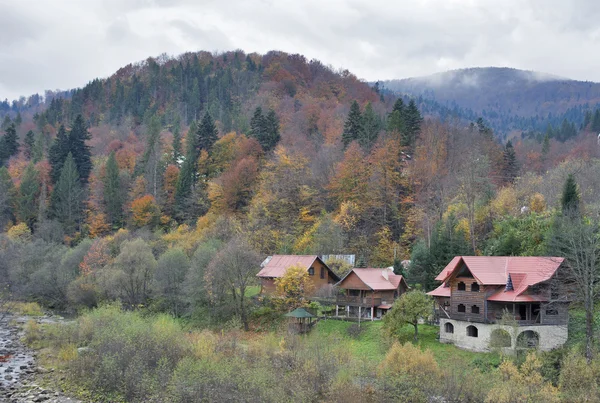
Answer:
1;0;600;101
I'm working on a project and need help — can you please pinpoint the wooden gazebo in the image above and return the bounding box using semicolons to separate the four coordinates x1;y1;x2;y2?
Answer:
285;308;317;334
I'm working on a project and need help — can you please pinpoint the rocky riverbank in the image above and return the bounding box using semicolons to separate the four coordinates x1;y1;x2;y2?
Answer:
0;315;80;403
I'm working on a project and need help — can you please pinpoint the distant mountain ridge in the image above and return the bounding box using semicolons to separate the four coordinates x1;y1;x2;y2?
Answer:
383;67;600;136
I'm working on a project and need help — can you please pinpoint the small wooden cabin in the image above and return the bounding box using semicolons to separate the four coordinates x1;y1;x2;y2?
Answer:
334;268;409;320
257;255;340;296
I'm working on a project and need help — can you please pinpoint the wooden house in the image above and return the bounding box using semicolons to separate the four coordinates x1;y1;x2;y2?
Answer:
428;256;570;352
333;268;409;320
257;255;340;296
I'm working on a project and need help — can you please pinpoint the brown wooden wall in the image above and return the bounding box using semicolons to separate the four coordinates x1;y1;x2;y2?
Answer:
338;272;370;290
449;277;486;322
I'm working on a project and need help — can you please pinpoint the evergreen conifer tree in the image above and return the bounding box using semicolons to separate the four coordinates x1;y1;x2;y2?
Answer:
50;153;84;232
24;130;35;159
103;151;123;227
15;112;22;128
68;115;92;184
0;123;19;166
342;100;362;147
249;106;266;144
592;110;600;133
561;173;580;216
403;99;423;149
172;122;182;164
49;125;70;183
0;166;16;229
542;133;550;156
1;116;11;131
359;102;380;149
17;163;40;230
264;109;281;151
197;112;218;152
387;98;406;137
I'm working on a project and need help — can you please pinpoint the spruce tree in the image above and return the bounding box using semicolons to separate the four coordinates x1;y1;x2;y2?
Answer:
1;116;11;131
592;109;600;133
542;133;550;156
17;163;40;230
0;166;16;229
172;123;182;164
583;110;592;130
264;109;281;151
403;99;423;149
24;130;35;159
50;153;84;232
249;107;280;151
0;123;19;166
561;173;580;216
249;107;266;145
197;112;218;152
342;100;362;147
387;98;406;136
49;125;70;183
15;112;22;128
502;140;519;183
68;115;92;184
103;152;123;227
359;102;380;149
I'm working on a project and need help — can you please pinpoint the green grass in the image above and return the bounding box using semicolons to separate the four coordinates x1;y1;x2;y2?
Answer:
244;286;261;298
313;319;501;370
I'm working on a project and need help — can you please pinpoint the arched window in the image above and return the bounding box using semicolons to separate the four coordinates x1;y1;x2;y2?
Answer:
457;304;466;313
444;322;454;334
457;282;466;291
517;330;540;348
471;305;480;314
471;283;480;292
467;325;478;337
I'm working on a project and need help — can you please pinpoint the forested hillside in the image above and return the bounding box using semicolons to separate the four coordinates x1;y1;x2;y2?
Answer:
383;67;600;136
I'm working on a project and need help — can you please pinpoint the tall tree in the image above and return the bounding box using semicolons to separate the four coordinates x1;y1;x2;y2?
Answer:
561;173;580;216
50;153;84;233
403;100;423;150
249;107;280;151
17;163;40;230
114;238;157;308
68;115;92;184
140;115;162;197
197;112;218;152
342;100;362;147
592;109;600;133
49;125;70;183
24;130;35;160
0;123;19;166
0;167;16;230
103;152;123;227
359;102;380;149
171;122;182;164
387;98;406;137
502;140;519;183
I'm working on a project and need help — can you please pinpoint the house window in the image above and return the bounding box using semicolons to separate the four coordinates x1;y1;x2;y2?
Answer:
457;282;466;291
546;309;558;316
467;325;478;337
308;267;315;276
471;283;480;292
444;323;454;334
457;304;466;313
471;305;480;314
320;267;325;279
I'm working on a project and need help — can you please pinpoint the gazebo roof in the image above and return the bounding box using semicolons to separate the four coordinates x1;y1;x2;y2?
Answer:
284;308;315;318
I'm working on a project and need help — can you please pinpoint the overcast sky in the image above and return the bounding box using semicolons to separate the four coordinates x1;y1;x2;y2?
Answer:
1;0;600;101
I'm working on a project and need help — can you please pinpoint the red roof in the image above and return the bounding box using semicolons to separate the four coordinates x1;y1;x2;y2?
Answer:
257;255;319;278
428;283;451;297
338;268;408;291
432;256;564;302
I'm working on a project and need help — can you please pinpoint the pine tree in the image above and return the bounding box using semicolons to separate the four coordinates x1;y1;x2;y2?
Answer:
583;110;592;130
542;133;550;156
503;140;519;183
249;106;266;144
14;112;22;128
140;114;162;197
264;109;281;151
1;116;11;130
32;132;44;163
359;102;380;149
561;173;580;216
197;112;218;152
103;152;123;227
387;98;406;137
68;115;92;184
0;123;19;166
24;130;35;159
49;125;70;183
592;109;600;133
17;163;40;230
50;153;84;232
342;100;362;147
403;99;423;149
0;167;16;229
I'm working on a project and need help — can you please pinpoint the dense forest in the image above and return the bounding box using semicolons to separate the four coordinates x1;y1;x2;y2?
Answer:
3;50;600;402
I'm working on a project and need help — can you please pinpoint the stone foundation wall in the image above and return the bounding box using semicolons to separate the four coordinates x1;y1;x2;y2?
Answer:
438;318;568;352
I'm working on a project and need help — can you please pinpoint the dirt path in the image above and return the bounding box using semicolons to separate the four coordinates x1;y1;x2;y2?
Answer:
0;315;80;403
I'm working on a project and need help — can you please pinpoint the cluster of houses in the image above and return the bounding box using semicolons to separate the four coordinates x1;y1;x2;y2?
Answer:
257;254;570;353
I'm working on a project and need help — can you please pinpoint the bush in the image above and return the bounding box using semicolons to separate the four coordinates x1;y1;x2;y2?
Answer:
346;323;363;339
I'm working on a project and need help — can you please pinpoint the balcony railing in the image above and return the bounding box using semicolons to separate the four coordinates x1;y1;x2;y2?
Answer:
334;296;382;306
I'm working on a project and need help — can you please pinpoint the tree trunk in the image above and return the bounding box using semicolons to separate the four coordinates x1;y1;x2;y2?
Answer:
413;321;418;342
586;298;594;363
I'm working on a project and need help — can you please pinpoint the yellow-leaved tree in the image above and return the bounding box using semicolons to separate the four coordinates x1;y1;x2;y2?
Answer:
274;264;314;311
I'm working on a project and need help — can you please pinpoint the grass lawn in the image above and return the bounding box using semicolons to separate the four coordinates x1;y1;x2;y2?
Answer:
244;286;261;298
313;319;501;370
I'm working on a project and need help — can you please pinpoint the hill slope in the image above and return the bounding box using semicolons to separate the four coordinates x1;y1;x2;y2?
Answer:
384;67;600;135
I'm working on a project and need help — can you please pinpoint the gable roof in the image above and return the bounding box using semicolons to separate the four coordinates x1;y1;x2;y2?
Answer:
429;256;565;302
337;268;408;291
256;255;340;281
